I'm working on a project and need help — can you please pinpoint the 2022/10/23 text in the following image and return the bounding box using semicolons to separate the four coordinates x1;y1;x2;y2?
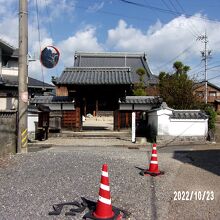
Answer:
174;191;215;201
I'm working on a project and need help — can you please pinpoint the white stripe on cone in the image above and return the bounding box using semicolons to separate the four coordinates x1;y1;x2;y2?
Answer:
153;147;157;150
151;154;157;157
98;196;112;205
150;161;158;164
100;183;110;191
102;171;108;177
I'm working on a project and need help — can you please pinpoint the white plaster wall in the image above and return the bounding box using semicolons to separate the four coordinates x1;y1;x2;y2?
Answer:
2;68;18;75
157;114;171;135
148;108;208;137
0;98;6;109
169;120;208;136
0;97;18;110
28;114;38;132
148;109;173;135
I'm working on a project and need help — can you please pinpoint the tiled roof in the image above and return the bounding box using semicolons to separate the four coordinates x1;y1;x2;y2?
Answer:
28;105;40;113
56;67;133;85
74;52;158;85
0;39;15;55
171;110;208;119
30;96;74;104
120;96;163;104
28;104;51;112
11;49;19;58
0;74;54;88
194;81;220;91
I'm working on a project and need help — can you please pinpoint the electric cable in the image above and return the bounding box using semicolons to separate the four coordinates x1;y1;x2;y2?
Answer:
35;0;45;88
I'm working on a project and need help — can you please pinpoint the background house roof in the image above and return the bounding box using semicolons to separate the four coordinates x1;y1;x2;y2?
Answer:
0;39;15;55
73;51;158;85
194;81;220;91
0;74;54;89
56;67;133;85
11;49;19;58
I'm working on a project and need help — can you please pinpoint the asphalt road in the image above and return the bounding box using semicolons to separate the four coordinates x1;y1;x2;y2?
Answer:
0;144;219;220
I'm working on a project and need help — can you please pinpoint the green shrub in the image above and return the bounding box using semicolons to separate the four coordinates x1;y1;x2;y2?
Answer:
203;105;217;130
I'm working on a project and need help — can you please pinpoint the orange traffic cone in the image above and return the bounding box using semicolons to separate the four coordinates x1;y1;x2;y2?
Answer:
93;164;114;219
83;164;122;220
141;143;164;176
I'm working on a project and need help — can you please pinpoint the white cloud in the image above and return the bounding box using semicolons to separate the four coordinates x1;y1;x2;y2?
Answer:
0;0;17;17
106;15;220;74
147;20;163;35
58;26;104;66
0;17;18;47
87;1;105;13
0;2;54;81
1;4;220;86
28;0;76;22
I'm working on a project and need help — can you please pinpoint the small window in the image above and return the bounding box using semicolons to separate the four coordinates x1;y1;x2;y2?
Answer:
196;91;204;97
209;91;216;97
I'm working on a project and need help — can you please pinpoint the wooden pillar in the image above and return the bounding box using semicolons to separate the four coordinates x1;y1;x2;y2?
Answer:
83;97;86;116
76;106;81;131
125;112;129;128
118;110;121;131
96;99;98;117
113;110;120;131
75;99;81;131
113;110;117;131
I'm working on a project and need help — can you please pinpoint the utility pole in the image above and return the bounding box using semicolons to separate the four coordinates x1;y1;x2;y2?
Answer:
18;0;28;153
197;33;211;104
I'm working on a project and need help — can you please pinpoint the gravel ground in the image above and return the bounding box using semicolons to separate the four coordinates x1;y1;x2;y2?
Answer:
0;145;219;220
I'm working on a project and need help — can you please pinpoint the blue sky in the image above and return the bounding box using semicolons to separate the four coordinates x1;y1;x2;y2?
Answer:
1;0;220;86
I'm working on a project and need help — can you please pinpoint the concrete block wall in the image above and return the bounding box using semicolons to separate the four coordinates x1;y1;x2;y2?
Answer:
0;111;17;156
215;115;220;143
156;135;207;146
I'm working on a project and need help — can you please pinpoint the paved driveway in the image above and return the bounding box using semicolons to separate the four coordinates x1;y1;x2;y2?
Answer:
0;144;219;220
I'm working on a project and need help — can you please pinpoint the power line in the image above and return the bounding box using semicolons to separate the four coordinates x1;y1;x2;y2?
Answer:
76;5;155;22
161;0;172;12
207;64;220;71
190;61;203;70
207;59;220;66
119;0;220;24
189;64;220;77
174;0;185;12
208;74;220;81
44;0;54;40
160;0;200;38
35;0;45;87
168;0;179;12
120;0;178;15
155;42;195;72
173;0;202;37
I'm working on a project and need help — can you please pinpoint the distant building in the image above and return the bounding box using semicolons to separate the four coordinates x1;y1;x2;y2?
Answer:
194;81;220;111
0;39;54;110
52;51;159;130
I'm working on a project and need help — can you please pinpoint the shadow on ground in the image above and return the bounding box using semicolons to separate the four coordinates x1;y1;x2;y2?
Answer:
173;150;220;176
82;126;111;131
48;197;130;219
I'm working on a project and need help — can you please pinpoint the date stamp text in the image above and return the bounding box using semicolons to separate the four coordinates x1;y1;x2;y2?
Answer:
173;191;215;201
